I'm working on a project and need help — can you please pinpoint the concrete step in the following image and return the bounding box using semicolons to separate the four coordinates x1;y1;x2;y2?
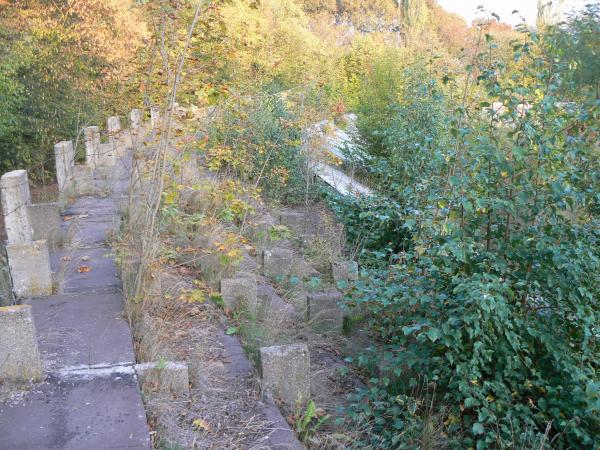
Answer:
0;371;150;449
25;292;134;372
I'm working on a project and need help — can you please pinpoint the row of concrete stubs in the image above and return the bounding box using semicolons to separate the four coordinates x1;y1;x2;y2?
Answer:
0;108;162;383
218;212;359;416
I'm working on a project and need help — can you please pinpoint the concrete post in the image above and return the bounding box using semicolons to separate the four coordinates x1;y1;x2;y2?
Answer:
1;170;53;297
0;170;33;245
84;126;100;167
54;141;75;202
107;116;121;135
150;106;161;130
130;109;142;135
260;343;310;410
0;305;43;381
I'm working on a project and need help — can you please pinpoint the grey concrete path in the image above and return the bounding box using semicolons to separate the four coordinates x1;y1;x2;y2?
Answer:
0;141;151;449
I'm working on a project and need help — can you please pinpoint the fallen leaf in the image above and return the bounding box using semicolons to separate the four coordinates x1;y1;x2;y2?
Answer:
77;214;89;219
63;216;74;221
62;256;72;261
77;266;92;273
192;418;211;431
80;256;90;261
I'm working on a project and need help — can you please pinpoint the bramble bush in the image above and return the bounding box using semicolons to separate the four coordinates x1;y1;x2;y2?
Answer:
339;13;600;449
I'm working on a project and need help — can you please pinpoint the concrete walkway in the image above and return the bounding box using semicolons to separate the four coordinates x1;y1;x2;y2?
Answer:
0;141;151;448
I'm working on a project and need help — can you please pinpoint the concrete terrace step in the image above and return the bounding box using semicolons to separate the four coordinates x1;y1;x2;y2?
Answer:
0;370;150;450
25;292;135;371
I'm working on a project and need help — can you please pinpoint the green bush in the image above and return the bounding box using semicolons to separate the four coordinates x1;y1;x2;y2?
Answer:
208;94;309;204
340;20;600;450
323;188;408;256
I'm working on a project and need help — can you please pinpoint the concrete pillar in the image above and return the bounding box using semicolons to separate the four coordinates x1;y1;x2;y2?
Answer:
0;305;43;381
150;106;161;130
1;170;53;297
260;343;310;410
84;126;100;166
107;116;121;135
130;109;142;135
5;240;52;297
331;260;359;284
54;141;74;200
1;170;33;245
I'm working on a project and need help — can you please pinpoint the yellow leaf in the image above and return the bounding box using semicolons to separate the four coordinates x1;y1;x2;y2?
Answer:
192;418;211;431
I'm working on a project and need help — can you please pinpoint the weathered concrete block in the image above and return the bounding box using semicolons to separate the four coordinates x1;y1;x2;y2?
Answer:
27;202;63;247
107;116;121;135
54;141;75;205
244;215;277;245
0;305;43;381
331;259;359;284
150;106;161;130
130;109;143;134
220;277;258;312
262;248;294;279
73;165;96;196
6;240;53;297
135;361;189;397
279;210;307;234
237;254;258;274
260;343;310;410
84;126;100;166
96;143;116;167
1;170;33;244
307;290;344;331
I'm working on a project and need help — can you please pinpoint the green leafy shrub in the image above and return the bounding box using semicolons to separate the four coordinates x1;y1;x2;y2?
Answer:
323;188;408;256
340;19;600;450
207;95;309;204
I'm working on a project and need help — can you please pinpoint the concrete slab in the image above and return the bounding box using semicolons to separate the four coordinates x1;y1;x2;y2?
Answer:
69;218;119;247
6;240;53;297
0;372;151;450
28;202;64;247
58;246;122;293
62;196;119;218
25;292;135;371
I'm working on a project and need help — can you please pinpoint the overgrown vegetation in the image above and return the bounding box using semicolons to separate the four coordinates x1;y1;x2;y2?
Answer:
4;0;598;448
327;7;600;449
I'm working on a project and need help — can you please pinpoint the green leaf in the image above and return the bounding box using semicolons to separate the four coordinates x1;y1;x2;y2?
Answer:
472;422;485;435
